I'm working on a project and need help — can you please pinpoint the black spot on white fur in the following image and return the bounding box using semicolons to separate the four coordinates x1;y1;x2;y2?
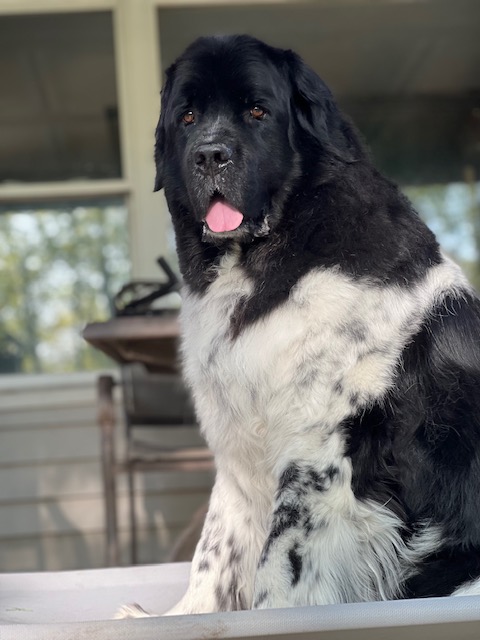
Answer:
259;464;338;567
279;463;340;496
288;543;303;586
198;559;210;572
259;503;302;566
253;590;269;607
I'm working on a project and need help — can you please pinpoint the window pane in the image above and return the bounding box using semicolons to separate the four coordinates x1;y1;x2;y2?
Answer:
0;12;121;183
405;181;480;290
0;200;130;374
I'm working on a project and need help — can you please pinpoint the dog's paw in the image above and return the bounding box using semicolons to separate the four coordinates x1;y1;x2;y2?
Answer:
114;603;158;619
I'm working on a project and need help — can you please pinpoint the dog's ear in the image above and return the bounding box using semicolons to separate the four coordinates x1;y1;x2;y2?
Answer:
285;51;360;162
153;64;176;192
153;116;165;192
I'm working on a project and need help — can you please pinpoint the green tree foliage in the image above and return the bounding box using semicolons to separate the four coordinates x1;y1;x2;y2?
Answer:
405;179;480;291
0;201;130;374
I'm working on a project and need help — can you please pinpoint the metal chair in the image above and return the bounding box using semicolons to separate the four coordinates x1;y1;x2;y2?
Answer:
97;362;213;566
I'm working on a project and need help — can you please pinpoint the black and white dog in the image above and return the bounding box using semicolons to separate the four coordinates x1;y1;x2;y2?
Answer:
153;35;480;613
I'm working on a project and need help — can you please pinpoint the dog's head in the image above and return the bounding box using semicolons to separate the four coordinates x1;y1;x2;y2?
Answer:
154;35;362;244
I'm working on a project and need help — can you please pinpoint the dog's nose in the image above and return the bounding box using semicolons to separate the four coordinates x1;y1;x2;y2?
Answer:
194;143;232;173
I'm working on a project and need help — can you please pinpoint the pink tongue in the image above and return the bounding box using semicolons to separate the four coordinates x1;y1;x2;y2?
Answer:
205;201;244;233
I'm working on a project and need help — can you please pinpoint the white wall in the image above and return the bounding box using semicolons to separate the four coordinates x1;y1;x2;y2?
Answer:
0;371;213;572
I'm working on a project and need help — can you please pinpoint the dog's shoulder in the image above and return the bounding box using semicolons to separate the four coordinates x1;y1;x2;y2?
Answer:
424;289;480;376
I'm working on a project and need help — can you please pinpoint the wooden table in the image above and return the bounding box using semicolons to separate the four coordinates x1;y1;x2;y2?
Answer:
83;314;181;371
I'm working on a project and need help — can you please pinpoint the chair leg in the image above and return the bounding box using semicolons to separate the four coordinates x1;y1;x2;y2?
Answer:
127;464;138;565
97;375;120;567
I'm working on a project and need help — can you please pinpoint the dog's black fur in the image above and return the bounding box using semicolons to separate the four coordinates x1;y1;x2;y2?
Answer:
154;34;480;608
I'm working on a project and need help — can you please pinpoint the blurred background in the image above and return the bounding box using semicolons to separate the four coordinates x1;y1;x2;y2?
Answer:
0;0;479;573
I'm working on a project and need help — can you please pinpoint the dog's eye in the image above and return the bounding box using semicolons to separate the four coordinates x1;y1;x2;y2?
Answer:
182;111;195;125
250;106;266;120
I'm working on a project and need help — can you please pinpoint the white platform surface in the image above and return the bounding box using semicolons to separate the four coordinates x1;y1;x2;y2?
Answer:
2;562;480;639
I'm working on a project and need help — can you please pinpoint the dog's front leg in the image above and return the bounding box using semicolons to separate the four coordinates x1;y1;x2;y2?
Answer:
165;467;266;615
252;458;405;609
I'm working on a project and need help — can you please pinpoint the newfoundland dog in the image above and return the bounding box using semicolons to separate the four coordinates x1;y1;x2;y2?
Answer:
147;34;480;614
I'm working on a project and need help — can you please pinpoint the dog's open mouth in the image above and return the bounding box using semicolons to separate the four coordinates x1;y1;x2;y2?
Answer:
204;193;244;233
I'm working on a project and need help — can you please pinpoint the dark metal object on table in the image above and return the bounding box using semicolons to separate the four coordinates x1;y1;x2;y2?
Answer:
114;257;180;317
83;258;213;566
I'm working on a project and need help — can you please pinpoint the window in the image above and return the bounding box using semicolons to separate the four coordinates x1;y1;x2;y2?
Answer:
0;8;133;374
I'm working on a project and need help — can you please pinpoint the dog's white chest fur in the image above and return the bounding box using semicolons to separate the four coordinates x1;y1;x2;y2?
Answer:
180;252;464;480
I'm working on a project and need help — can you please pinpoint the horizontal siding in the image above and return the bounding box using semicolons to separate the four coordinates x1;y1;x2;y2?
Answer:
0;424;205;467
0;406;98;431
0;371;214;572
0;387;98;413
0;526;192;572
0;424;100;466
0;464;213;503
0;491;211;537
0;371;103;414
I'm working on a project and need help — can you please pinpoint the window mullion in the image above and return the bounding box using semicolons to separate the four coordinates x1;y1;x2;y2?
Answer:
0;179;130;203
113;0;169;279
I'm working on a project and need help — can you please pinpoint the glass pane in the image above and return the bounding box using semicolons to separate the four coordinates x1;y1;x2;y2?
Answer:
0;12;120;183
0;200;130;374
158;1;480;283
404;181;480;290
